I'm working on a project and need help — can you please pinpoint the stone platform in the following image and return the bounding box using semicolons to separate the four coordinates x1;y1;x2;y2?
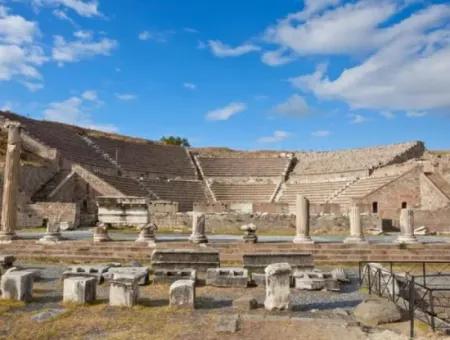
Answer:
2;240;450;263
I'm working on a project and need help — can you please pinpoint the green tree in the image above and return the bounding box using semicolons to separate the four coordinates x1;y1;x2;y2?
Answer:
160;136;191;147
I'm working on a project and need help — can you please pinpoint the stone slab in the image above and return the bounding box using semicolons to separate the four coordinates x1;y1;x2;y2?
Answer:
206;267;249;288
153;268;197;284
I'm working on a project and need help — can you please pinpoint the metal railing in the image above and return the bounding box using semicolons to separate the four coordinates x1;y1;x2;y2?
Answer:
359;261;450;338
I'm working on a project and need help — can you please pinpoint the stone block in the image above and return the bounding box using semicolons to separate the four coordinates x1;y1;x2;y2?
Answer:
251;273;266;287
109;278;139;307
206;268;249;288
0;254;15;270
243;253;313;276
233;295;258;311
63;276;96;304
153;268;197;284
169;280;195;309
105;267;150;285
1;270;33;302
354;298;402;326
264;263;291;311
151;249;219;276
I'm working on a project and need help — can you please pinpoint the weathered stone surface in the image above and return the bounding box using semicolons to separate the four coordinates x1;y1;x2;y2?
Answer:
206;268;248;288
1;270;33;302
63;263;120;283
354;298;402;326
32;308;66;323
151;249;219;274
153;268;197;284
105;267;150;285
240;223;257;243
0;254;15;270
251;273;266;287
293;195;314;244
216;314;240;334
169;280;195;308
135;222;157;245
264;263;291;311
395;208;419;244
109;278;139;307
189;212;208;244
243;253;314;275
233;295;258;311
97;196;150;227
331;268;350;283
93;222;112;243
344;205;368;244
63;276;96;304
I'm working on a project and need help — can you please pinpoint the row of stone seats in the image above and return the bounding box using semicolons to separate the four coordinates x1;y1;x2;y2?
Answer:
210;182;277;202
196;156;290;177
330;175;400;205
0;111;114;169
279;180;350;205
293;141;421;175
91;136;197;179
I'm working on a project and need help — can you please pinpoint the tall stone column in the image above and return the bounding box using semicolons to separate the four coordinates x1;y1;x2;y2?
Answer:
189;212;208;244
293;194;314;244
344;205;368;244
0;123;21;243
395;208;419;244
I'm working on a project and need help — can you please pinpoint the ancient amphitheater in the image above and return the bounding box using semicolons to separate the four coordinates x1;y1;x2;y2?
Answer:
0;111;449;234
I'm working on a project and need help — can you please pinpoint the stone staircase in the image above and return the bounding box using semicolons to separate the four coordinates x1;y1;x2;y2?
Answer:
279;180;350;205
32;170;72;201
426;173;450;200
210;182;277;202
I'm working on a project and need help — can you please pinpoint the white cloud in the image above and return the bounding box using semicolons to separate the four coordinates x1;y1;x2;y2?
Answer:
43;92;117;132
52;31;117;65
22;81;44;92
311;130;330;137
33;0;101;17
406;111;427;118
205;102;246;121
138;30;174;43
183;82;196;90
115;93;137;101
349;113;367;124
258;130;290;143
273;94;309;117
52;9;75;23
183;27;198;33
208;40;260;57
0;7;46;87
261;48;295;66
282;3;450;113
380;111;395;119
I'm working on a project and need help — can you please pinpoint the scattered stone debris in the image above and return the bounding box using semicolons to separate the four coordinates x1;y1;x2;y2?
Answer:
206;268;249;288
414;226;435;235
169;280;195;309
353;298;402;326
331;267;350;283
216;314;240;334
31;308;66;323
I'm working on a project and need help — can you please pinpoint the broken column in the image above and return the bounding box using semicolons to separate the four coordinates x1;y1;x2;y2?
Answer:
189;212;208;244
0;122;21;243
396;208;419;244
344;205;368;244
38;220;63;244
63;276;96;304
1;270;33;302
293;194;314;244
109;278;139;307
93;222;111;243
240;223;257;243
169;279;195;308
264;263;291;311
135;222;157;246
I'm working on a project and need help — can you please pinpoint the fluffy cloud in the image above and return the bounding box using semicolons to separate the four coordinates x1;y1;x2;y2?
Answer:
115;93;137;101
273;94;309;117
208;40;260;57
183;82;196;90
205;102;246;121
406;111;427;118
0;6;46;86
311;130;330;137
349;113;367;124
43;91;117;132
258;130;290;143
33;0;101;17
275;2;450;113
52;31;117;65
138;30;174;43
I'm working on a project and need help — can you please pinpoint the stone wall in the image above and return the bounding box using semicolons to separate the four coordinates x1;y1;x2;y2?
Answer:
420;173;449;210
18;202;80;228
415;207;450;232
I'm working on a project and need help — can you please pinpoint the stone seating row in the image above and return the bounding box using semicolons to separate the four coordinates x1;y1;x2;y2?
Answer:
210;182;277;202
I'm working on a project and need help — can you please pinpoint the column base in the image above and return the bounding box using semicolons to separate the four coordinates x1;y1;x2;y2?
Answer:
343;236;369;244
293;235;315;244
0;232;17;243
189;234;208;244
93;234;112;243
37;232;62;244
135;235;156;244
242;235;258;243
395;235;420;244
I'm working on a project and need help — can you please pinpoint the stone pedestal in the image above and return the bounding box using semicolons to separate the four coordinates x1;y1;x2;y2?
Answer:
135;222;157;246
264;263;291;311
169;280;195;308
109;278;139;307
395;208;419;244
293;195;314;244
344;205;368;244
38;221;63;244
240;223;257;243
1;270;33;302
189;213;208;244
93;223;111;243
63;277;96;304
0;123;22;243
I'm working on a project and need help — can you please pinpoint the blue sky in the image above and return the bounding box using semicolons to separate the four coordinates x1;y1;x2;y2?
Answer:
1;0;450;151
